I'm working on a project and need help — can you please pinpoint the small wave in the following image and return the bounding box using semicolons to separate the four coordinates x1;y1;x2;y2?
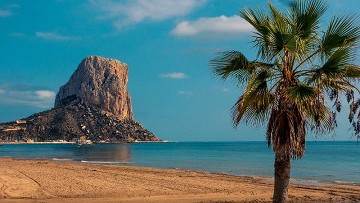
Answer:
334;180;357;185
80;160;131;164
290;178;331;186
52;158;73;161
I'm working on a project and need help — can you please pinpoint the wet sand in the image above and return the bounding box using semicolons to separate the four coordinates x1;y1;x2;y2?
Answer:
0;158;359;202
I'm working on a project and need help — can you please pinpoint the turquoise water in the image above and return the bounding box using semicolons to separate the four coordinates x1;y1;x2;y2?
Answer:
0;141;359;185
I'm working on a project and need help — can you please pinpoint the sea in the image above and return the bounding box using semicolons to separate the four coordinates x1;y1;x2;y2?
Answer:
0;141;359;186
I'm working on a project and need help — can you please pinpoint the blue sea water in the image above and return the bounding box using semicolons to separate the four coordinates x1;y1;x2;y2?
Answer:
0;141;359;185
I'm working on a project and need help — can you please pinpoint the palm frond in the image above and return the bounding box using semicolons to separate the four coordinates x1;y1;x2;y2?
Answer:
284;84;317;104
283;84;335;133
307;106;336;134
210;51;274;84
313;47;355;81
349;99;360;123
321;15;360;56
345;89;354;103
290;0;328;39
240;7;272;60
240;7;268;32
232;70;275;127
210;51;253;83
267;30;293;58
344;64;360;79
268;2;289;32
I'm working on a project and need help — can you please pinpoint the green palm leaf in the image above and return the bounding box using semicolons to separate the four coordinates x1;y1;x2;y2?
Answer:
310;47;355;85
284;84;317;104
210;51;274;84
344;65;360;79
290;0;327;39
210;51;252;82
232;70;274;127
321;15;360;56
240;8;272;60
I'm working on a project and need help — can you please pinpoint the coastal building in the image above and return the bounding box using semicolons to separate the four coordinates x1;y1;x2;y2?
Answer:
26;139;34;143
16;120;27;124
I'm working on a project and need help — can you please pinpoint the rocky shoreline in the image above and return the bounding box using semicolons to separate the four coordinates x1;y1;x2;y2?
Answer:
0;101;159;143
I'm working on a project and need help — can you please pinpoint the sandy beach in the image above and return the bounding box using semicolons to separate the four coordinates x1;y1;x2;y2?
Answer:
0;158;359;203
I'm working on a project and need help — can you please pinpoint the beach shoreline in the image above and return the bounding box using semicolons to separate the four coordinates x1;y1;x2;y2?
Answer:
0;158;359;202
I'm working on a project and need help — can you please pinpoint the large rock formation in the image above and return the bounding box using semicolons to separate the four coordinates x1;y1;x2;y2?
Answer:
55;56;133;120
0;56;160;143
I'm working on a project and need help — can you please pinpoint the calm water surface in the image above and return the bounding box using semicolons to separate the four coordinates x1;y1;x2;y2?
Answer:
0;141;359;185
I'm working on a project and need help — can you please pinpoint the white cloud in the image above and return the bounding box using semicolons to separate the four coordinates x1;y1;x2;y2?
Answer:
221;88;231;93
35;90;56;99
0;10;12;17
171;15;253;37
160;72;188;79
87;0;206;29
10;32;26;38
177;91;193;95
0;4;19;17
35;32;79;41
0;86;56;108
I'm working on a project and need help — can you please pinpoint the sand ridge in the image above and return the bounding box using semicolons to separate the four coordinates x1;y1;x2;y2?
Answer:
0;158;359;202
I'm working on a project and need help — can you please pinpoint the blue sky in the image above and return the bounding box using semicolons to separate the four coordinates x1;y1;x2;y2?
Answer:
0;0;359;141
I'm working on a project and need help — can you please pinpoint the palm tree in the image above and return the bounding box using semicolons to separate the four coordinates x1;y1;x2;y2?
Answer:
211;0;360;202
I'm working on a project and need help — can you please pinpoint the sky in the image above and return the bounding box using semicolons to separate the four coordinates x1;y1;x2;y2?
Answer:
0;0;359;141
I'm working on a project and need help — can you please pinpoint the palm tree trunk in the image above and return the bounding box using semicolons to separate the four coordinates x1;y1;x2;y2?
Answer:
273;152;291;203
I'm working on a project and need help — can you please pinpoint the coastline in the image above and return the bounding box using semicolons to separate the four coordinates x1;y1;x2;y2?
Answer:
1;141;359;187
0;141;76;144
0;158;359;202
0;140;170;144
0;140;171;145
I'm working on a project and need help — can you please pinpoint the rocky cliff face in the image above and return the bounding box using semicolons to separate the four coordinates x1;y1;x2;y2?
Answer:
0;56;159;142
55;56;133;120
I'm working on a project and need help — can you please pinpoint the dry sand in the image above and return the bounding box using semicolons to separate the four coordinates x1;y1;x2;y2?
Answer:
0;158;359;202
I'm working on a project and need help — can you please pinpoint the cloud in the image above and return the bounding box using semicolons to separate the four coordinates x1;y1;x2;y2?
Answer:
10;32;26;38
35;90;56;99
160;72;188;79
0;86;56;108
177;91;193;95
87;0;206;29
0;4;19;17
221;88;231;93
0;10;12;17
171;15;253;37
35;32;79;41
